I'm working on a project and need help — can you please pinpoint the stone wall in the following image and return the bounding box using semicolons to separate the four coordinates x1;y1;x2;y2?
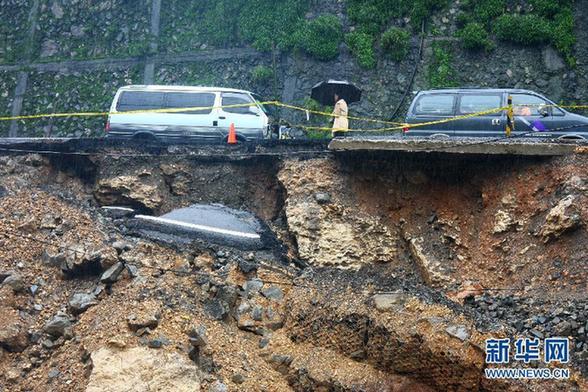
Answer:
1;0;588;137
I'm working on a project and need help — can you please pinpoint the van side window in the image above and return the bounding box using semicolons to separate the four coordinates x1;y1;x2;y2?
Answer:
459;95;501;115
222;93;255;115
165;92;215;114
511;94;548;116
117;91;164;112
414;95;455;115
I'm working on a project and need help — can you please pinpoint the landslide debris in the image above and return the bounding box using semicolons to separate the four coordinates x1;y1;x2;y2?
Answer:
0;151;586;392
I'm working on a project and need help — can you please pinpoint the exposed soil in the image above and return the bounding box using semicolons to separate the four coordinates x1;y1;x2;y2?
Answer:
0;149;586;392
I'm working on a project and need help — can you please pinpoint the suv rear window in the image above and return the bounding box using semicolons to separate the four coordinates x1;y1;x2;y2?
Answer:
165;92;215;114
117;91;164;112
414;94;455;115
459;95;502;115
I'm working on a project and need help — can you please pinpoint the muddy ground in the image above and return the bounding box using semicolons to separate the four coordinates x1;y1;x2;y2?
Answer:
0;148;586;391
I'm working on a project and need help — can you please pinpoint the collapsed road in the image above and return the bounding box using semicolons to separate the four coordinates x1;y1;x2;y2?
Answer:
0;143;587;391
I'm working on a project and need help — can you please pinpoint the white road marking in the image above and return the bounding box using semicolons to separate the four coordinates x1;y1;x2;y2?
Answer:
101;206;135;212
135;215;261;240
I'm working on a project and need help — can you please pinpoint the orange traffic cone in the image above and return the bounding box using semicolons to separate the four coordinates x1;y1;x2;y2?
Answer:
228;123;237;144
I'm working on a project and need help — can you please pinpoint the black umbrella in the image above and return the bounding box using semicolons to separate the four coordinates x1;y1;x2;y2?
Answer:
310;80;362;106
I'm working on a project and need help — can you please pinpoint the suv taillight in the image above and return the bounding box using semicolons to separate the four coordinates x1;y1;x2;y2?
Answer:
105;119;110;133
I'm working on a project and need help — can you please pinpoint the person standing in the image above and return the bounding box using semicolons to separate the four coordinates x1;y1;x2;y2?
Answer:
331;93;349;135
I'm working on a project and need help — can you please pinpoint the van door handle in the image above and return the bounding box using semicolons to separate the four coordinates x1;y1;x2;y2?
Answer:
219;116;226;120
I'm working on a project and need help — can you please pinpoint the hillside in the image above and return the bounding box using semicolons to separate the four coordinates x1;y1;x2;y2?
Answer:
1;0;588;137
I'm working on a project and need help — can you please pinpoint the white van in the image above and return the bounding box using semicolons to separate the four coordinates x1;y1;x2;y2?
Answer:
106;85;274;142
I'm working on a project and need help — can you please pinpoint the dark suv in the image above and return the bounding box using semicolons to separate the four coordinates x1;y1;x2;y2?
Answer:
404;88;588;139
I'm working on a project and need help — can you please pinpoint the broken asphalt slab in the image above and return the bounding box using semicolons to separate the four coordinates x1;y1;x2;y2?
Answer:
126;204;266;250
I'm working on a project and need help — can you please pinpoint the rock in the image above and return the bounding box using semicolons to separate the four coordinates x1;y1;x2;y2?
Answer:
147;336;169;349
252;306;263;321
127;302;161;332
373;293;408;311
94;176;163;211
0;308;29;352
493;210;516;234
204;299;229;321
50;2;64;18
445;325;470;341
41;249;65;267
100;262;125;283
231;373;245;384
314;192;331;204
268;354;293;375
68;292;98;314
208;381;228;392
30;284;39;296
542;47;565;72
188;326;208;348
2;274;25;293
44;312;72;338
539;196;582;242
48;368;60;379
40;40;59;58
259;336;270;348
261;286;284;301
243;279;263;297
278;160;397;269
238;259;257;274
95;247;119;269
0;270;14;282
60;245;102;276
86;347;200;392
112;241;133;253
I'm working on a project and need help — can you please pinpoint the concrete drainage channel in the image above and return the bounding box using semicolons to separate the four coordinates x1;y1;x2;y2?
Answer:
0;148;587;391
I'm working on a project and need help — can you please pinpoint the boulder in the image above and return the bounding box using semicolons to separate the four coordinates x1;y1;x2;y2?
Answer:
2;273;25;293
68;292;98;315
127;301;161;331
0;308;29;352
373;293;408;311
86;347;200;392
44;312;72;338
94;176;163;211
100;262;125;283
539;196;582;242
261;286;284;302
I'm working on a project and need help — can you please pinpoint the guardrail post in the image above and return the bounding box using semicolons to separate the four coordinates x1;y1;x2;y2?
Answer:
506;95;514;137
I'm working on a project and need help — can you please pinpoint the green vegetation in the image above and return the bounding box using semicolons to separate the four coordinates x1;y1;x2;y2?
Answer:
427;42;457;88
462;0;506;25
457;23;494;51
381;27;410;61
345;0;448;68
345;32;376;69
494;14;551;45
347;0;449;34
551;8;576;65
250;65;274;85
293;15;343;61
457;0;576;65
